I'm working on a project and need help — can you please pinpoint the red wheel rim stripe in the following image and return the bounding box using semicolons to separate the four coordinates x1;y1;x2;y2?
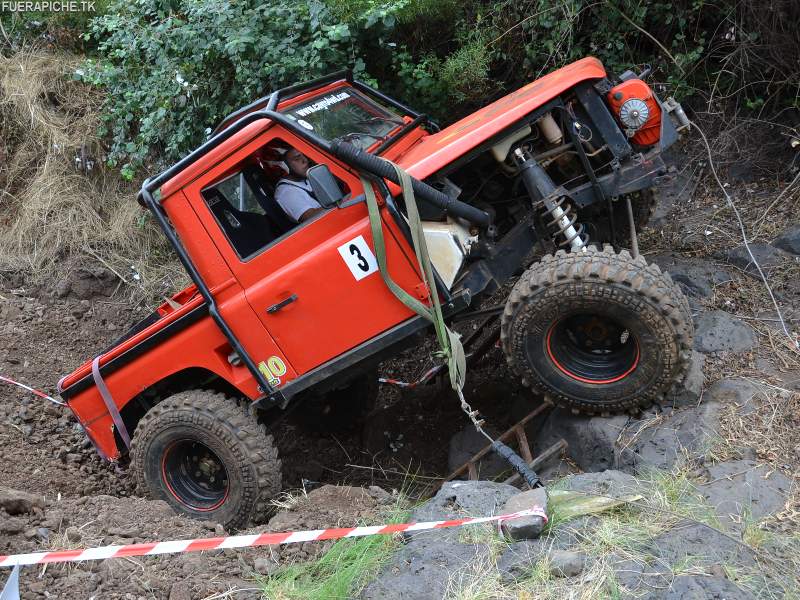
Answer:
161;442;230;512
545;325;640;385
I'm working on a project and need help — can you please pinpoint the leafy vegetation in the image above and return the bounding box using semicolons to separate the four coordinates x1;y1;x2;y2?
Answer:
3;1;798;178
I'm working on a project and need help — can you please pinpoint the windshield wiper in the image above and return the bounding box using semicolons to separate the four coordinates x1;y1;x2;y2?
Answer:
336;131;389;144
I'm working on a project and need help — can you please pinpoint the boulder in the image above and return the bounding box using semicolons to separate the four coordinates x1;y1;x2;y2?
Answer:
496;541;547;583
361;481;517;600
499;488;548;541
616;402;721;474
706;378;763;415
0;487;44;515
698;460;792;529
650;521;756;567
548;550;586;578
668;351;705;407
651;253;732;298
448;425;508;480
726;243;792;273
694;311;757;353
360;540;490;600
411;481;519;524
773;225;800;255
665;576;756;600
534;409;629;473
559;470;641;497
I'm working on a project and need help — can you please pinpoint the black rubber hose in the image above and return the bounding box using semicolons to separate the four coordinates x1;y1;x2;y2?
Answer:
492;440;543;489
330;140;492;228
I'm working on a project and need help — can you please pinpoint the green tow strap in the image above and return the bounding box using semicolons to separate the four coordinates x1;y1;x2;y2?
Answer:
360;164;543;490
360;166;465;392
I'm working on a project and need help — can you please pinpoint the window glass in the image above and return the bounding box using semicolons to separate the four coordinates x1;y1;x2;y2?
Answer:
215;173;265;215
280;88;403;149
203;171;277;259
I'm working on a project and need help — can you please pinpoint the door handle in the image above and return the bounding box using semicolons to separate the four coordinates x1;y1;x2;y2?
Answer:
266;294;298;314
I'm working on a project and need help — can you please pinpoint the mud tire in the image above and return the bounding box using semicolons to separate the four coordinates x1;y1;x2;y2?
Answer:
501;245;693;415
131;390;281;529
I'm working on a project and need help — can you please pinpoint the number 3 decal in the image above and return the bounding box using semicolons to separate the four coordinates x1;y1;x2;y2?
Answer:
349;244;370;272
337;235;378;281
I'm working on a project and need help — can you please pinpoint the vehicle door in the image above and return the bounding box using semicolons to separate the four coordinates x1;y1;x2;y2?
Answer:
186;127;427;380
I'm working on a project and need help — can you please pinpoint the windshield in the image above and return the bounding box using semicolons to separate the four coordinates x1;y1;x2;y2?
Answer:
280;87;403;150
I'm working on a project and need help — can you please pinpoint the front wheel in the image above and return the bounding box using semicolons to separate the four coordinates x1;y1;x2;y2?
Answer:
501;245;693;414
131;390;282;529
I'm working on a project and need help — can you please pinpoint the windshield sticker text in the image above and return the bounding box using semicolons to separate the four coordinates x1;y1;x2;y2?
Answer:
295;92;351;117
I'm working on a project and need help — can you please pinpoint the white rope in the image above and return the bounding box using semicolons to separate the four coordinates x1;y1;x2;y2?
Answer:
692;121;798;350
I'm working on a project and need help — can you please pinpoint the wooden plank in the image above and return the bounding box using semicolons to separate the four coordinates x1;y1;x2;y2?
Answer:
444;401;551;483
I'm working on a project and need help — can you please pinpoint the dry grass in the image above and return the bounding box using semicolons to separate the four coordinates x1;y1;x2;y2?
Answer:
0;49;185;303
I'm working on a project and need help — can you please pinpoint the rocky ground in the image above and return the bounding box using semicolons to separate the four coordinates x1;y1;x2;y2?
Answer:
1;151;800;598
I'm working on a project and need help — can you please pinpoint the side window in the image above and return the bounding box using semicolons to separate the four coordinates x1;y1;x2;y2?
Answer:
215;173;265;215
202;172;278;260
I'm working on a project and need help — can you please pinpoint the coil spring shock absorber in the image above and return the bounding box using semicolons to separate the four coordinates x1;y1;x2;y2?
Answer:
513;148;588;252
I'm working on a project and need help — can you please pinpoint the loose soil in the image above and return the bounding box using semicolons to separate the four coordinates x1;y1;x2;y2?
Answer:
0;272;528;599
2;142;799;598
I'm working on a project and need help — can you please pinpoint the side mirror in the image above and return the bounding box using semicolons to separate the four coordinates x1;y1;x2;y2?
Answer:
307;164;346;208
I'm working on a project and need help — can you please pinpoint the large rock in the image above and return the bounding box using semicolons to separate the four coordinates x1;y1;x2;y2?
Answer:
694;311;757;353
726;243;792;273
499;488;548;541
448;425;507;480
559;470;641;497
361;481;517;600
548;550;586;578
772;225;800;255
651;253;732;298
698;460;792;529
706;378;763;415
616;402;721;474
360;541;490;600
668;351;705;407
665;576;756;600
650;520;756;566
535;409;629;473
0;487;44;515
411;481;519;523
607;521;758;596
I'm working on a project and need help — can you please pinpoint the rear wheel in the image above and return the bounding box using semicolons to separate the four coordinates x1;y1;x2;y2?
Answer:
501;245;692;414
131;390;281;529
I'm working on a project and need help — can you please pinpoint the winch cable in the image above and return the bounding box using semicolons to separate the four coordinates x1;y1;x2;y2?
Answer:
360;166;543;489
692;121;798;350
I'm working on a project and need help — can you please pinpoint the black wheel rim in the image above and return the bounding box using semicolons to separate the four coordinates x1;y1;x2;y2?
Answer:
546;313;639;384
161;440;229;511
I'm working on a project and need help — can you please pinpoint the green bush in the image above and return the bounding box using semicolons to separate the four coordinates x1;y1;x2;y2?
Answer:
77;0;797;177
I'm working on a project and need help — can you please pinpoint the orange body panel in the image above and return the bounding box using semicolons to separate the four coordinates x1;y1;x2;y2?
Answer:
61;57;616;461
394;57;607;179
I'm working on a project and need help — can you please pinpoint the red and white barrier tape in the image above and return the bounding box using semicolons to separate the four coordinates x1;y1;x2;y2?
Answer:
0;375;65;406
0;506;546;568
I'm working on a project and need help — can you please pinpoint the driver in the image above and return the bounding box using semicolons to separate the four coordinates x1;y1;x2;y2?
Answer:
274;147;324;223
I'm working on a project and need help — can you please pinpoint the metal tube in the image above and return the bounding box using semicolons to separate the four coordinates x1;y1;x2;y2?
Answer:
624;195;640;258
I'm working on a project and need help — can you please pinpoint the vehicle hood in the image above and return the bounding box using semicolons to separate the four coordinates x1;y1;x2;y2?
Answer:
394;57;606;179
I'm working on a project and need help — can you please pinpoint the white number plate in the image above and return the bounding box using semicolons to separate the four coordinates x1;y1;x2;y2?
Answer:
337;235;379;281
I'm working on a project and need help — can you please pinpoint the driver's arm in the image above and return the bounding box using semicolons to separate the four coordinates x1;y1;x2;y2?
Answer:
299;207;325;222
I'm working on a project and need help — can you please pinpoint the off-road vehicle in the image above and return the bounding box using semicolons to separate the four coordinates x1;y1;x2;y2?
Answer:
60;57;693;527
